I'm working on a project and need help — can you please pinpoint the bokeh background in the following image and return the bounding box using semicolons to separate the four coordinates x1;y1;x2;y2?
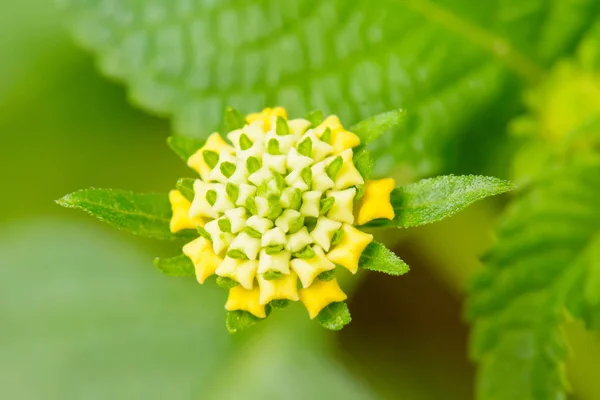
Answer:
2;1;600;399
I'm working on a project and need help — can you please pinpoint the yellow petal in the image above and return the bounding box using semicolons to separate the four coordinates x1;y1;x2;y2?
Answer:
316;115;343;133
187;133;235;180
182;237;223;284
331;130;361;153
299;278;347;319
327;224;373;274
169;190;204;233
290;246;336;288
356;178;395;225
246;107;288;131
225;285;266;318
257;272;300;305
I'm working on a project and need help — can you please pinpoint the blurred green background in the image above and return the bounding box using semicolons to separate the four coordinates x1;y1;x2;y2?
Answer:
2;1;599;399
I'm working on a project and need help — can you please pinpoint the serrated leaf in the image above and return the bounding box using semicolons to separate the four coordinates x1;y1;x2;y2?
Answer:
353;150;374;180
61;0;598;176
359;242;409;276
226;310;262;334
176;178;195;202
317;302;351;331
351;108;407;146
154;254;194;277
467;158;600;400
368;175;515;228
56;189;194;240
167;135;203;162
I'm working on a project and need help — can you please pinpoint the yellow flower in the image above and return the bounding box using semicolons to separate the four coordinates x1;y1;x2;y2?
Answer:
168;190;204;233
327;224;373;274
356;178;396;225
225;285;266;318
182;237;223;284
299;278;347;319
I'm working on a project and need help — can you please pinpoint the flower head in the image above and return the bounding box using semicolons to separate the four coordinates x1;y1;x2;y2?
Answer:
169;107;396;326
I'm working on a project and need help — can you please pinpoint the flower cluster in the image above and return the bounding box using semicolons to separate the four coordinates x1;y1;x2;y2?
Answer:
169;107;395;321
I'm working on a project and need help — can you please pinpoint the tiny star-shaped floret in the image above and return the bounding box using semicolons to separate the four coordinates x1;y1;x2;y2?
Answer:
169;190;204;233
299;278;347;319
183;237;223;284
225;285;266;318
257;272;300;305
290;246;336;288
356;178;396;225
188;133;235;181
327;223;373;274
315;115;361;153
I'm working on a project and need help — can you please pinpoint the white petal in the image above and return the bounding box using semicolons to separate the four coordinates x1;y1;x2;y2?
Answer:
310;216;342;251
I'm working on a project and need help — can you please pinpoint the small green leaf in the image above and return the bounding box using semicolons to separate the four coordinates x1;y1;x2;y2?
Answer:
265;245;284;255
197;226;212;241
366;175;515;228
167;136;204;162
320;127;332;144
304;217;318;232
317;270;336;281
245;197;258;215
176;178;195;202
289;189;302;211
218;218;232;233
288;215;305;234
297;137;312;157
239;133;253;150
246;156;261;174
320;197;335;215
353;150;374;180
217;276;239;289
306;110;324;128
301;168;312;188
225;106;247;131
359;242;410;276
227;249;249;259
263;270;284;280
326;156;343;180
226;183;239;203
243;226;262;239
154;254;194;276
202;150;219;169
56;189;193;240
206;190;217;206
267;138;281;155
220;162;236;178
273;172;286;192
269;299;291;309
226;310;262;334
330;228;344;248
275;116;290;135
293;246;316;259
317;302;351;331
350;108;407;146
266;197;283;220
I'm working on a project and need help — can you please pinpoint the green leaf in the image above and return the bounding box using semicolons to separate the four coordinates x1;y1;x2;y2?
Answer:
226;183;239;203
306;110;324;128
216;276;239;289
320;127;332;144
218;218;232;233
239;133;253;150
61;1;597;176
205;190;217;206
297;137;312;157
263;270;284;280
325;156;343;180
243;226;262;239
317;270;336;282
219;161;236;178
227;249;248;260
351;108;407;146
368;175;515;228
320;197;335;215
467;159;600;400
197;226;212;241
167;136;203;162
275;116;290;135
265;245;284;256
317;302;351;331
56;189;193;240
224;106;247;131
353;150;374;180
269;299;291;310
226;310;262;334
154;254;194;277
267;138;281;155
203;150;219;169
176;178;195;202
246;156;261;174
293;246;316;259
359;242;409;276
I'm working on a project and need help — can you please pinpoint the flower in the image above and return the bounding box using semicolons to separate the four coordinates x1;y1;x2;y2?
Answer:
169;107;396;323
